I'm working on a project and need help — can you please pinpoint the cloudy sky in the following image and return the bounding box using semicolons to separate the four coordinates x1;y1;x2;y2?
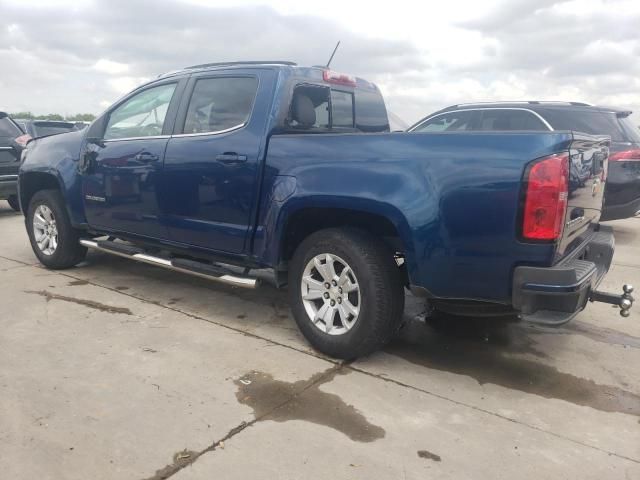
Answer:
1;0;639;125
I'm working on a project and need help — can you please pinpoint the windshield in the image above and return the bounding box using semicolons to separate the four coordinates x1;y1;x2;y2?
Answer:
33;122;75;137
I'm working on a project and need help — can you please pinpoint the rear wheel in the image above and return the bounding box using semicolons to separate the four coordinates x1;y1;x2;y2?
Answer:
7;195;20;212
289;228;405;359
26;189;87;269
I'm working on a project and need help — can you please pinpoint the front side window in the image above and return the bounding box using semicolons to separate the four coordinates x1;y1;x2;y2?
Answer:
182;77;258;134
104;83;177;140
413;111;474;132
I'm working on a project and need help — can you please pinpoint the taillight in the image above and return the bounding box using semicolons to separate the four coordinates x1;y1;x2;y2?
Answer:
14;134;32;148
609;149;640;162
322;69;357;87
522;153;569;241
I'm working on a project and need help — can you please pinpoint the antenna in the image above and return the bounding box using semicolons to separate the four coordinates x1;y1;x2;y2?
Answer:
326;41;341;68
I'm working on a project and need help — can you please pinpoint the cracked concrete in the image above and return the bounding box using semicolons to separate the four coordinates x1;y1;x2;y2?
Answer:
0;201;639;479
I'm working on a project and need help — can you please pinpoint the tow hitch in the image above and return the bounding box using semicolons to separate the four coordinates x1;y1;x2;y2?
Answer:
590;284;634;317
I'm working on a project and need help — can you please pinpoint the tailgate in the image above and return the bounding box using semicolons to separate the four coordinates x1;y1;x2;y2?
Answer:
556;133;609;260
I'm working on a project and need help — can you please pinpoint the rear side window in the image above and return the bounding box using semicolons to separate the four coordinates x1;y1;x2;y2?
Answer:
288;85;330;129
354;89;389;133
619;115;640;143
477;109;548;131
413;110;475;132
331;90;354;128
183;77;258;134
0;117;21;138
540;109;631;142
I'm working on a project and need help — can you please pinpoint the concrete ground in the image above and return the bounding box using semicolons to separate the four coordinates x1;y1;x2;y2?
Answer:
0;200;638;480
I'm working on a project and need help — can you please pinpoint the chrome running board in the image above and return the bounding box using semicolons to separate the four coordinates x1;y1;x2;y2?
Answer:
79;239;258;289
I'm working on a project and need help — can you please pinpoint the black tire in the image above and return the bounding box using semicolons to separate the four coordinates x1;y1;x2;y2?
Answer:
26;189;87;269
7;195;20;212
288;228;405;359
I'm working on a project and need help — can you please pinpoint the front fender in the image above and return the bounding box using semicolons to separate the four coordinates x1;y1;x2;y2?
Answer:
19;130;87;226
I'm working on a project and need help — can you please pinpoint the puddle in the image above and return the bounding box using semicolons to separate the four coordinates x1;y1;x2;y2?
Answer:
417;450;441;462
115;286;130;291
68;279;89;286
235;366;385;442
386;316;640;417
25;290;132;315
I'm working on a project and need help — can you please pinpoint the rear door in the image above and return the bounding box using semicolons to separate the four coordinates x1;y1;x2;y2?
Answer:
161;69;276;254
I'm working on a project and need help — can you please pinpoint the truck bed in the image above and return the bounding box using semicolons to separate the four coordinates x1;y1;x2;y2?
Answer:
257;131;608;304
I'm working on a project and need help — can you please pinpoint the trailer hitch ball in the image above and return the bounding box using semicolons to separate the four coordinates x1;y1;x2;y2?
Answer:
589;284;634;317
620;284;634;318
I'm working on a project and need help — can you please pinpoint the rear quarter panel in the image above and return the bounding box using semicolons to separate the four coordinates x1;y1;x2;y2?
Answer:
258;131;576;303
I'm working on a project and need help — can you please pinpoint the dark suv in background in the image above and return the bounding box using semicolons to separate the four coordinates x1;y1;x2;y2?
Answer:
0;112;29;211
409;102;640;221
14;119;85;138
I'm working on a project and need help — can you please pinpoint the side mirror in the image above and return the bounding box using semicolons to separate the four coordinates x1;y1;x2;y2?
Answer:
86;137;105;148
79;138;104;173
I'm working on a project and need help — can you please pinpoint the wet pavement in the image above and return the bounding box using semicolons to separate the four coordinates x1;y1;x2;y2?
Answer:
0;201;638;479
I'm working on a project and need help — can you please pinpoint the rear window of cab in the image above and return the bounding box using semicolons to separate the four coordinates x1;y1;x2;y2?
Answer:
287;83;388;133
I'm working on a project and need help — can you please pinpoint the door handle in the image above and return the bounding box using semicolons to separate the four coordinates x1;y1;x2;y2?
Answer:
216;153;248;164
134;152;160;163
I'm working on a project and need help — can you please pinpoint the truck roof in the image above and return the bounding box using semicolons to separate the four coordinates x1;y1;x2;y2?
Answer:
156;61;378;90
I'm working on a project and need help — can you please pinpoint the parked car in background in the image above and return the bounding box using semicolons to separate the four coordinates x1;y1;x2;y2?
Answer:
408;102;640;221
0;112;29;211
15;119;82;139
18;62;633;358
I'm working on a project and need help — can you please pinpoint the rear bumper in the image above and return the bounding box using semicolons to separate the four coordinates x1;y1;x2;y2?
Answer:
0;175;18;199
512;226;614;324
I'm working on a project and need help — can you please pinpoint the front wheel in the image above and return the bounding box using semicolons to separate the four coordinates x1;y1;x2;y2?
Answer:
288;228;405;359
26;189;87;269
7;195;20;212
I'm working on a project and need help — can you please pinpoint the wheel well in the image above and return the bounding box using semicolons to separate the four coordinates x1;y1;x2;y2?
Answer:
19;173;61;214
280;207;406;264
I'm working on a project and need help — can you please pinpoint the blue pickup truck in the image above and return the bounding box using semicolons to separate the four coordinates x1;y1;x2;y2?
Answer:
18;61;634;358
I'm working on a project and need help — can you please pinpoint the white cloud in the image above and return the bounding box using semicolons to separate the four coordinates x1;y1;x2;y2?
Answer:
0;0;639;126
93;59;129;74
107;76;149;94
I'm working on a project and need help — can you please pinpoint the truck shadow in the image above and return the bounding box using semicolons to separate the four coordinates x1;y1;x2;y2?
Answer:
75;252;640;417
385;312;640;417
0;203;19;217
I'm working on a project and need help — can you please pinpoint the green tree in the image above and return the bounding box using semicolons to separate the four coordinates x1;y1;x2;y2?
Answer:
40;114;64;121
66;113;96;122
9;111;35;119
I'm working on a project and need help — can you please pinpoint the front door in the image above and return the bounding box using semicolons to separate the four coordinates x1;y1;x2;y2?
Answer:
82;82;180;239
161;70;274;254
